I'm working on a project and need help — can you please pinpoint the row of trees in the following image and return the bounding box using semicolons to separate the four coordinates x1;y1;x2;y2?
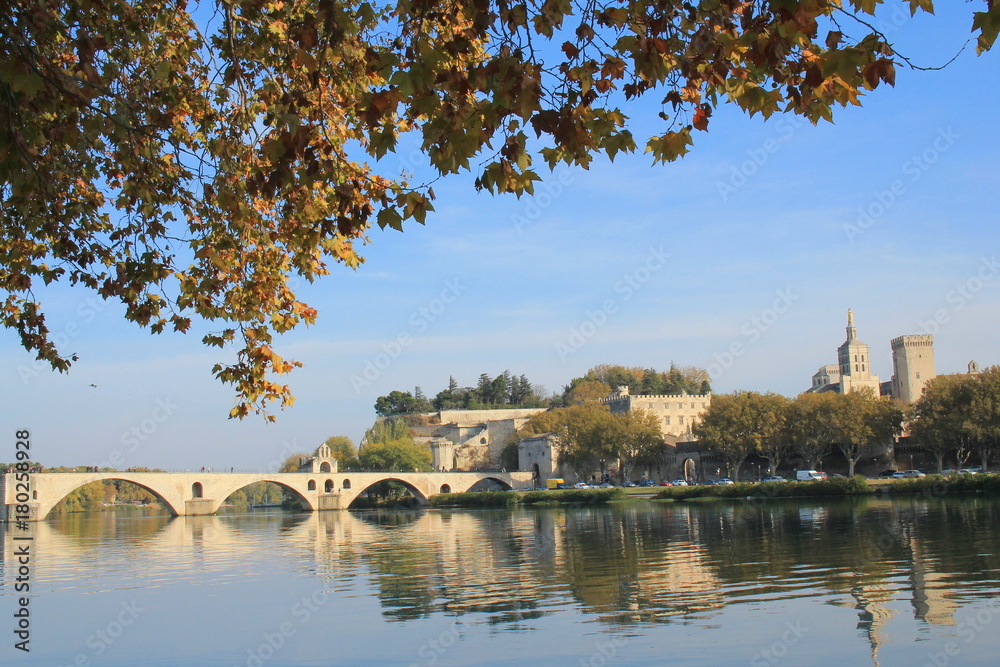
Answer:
375;372;548;416
561;364;711;401
516;403;665;482
376;364;712;416
910;367;1000;472
694;390;903;479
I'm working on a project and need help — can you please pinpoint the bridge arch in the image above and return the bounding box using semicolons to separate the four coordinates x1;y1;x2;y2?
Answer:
41;476;184;519
464;477;512;493
213;478;316;513
348;477;429;509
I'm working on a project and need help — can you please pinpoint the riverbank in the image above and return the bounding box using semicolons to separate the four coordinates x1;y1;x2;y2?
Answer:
429;488;626;508
429;474;1000;508
652;473;1000;501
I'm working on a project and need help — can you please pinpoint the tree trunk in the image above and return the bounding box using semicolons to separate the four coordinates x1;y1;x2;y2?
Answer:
620;458;635;484
727;455;749;482
765;457;779;476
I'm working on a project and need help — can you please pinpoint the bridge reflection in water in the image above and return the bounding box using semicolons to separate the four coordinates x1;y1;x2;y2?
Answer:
1;470;533;520
2;497;997;666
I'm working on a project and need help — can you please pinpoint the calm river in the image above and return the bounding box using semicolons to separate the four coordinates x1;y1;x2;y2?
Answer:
2;496;1000;666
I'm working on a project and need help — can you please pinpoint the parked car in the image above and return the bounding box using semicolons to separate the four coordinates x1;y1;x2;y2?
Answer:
796;470;824;481
877;470;898;479
718;478;734;485
702;479;718;486
638;479;656;487
658;480;673;486
671;479;689;486
900;470;926;478
573;482;591;489
622;481;637;488
958;469;978;475
762;476;787;483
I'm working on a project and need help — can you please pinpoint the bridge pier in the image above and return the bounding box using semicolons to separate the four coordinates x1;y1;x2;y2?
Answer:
185;499;217;516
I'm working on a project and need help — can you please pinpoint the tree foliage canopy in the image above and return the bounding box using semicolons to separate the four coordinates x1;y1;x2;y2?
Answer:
357;439;433;471
563;363;709;401
2;0;995;417
695;389;900;478
519;402;663;480
910;368;1000;471
322;435;360;468
693;390;783;480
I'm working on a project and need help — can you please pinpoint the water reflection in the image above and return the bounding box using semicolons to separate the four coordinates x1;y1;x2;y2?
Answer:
3;496;1000;665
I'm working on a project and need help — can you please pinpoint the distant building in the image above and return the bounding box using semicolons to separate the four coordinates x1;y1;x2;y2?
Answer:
808;310;884;396
405;407;547;471
517;433;561;485
601;385;711;439
889;335;936;403
298;443;338;473
808;311;939;404
809;364;841;392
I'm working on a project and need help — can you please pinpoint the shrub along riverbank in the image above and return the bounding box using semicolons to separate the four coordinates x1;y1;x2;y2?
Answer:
428;474;1000;509
654;473;1000;501
429;488;626;508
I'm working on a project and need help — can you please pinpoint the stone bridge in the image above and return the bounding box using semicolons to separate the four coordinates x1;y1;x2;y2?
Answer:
0;470;534;521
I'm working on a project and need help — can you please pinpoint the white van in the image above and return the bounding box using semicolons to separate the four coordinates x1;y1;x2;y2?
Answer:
796;470;824;481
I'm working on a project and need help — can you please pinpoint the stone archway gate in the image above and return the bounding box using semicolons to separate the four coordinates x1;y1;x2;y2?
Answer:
1;470;534;521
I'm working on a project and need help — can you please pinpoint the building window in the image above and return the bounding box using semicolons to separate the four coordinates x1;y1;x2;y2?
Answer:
664;416;671;425
679;416;685;424
916;372;920;379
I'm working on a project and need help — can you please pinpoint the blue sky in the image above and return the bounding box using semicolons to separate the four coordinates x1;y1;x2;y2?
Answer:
3;4;998;470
